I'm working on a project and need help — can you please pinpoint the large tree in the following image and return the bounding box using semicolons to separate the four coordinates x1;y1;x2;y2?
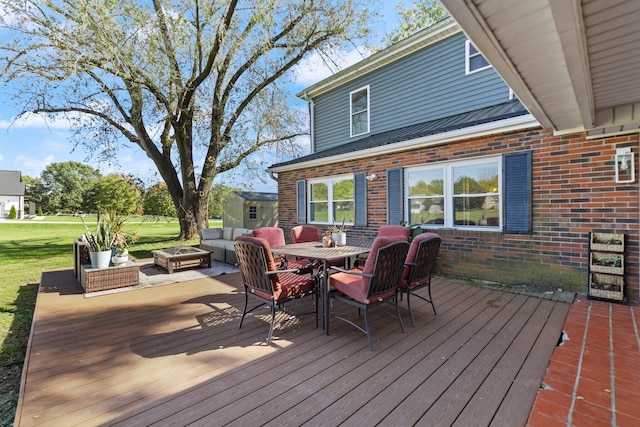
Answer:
0;0;371;239
39;161;101;213
143;182;176;217
91;174;142;214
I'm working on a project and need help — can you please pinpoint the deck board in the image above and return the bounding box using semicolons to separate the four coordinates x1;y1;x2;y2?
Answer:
15;269;570;426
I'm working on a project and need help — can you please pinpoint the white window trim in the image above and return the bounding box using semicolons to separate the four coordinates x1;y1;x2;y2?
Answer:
465;40;492;75
405;155;502;230
350;85;370;137
307;174;355;225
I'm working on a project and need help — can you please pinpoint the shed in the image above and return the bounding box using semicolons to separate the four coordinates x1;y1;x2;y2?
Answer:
223;191;278;229
0;170;26;219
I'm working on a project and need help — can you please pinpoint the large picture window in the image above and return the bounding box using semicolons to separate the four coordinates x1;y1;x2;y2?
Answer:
308;175;355;225
405;157;501;228
350;86;370;137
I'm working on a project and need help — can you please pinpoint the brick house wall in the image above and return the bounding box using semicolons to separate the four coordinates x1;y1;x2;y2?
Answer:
276;127;640;302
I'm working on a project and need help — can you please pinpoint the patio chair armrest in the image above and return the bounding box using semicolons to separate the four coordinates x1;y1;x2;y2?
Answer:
329;266;373;278
266;268;305;275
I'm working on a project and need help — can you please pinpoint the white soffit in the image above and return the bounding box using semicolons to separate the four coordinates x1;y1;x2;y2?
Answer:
441;0;640;135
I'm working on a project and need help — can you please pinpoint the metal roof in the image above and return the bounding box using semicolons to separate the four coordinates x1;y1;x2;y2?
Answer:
233;191;278;201
0;170;26;196
269;100;530;170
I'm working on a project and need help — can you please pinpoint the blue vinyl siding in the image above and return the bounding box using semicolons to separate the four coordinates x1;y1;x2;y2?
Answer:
312;32;510;152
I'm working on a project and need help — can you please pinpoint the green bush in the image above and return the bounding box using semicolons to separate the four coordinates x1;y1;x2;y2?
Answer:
37;207;43;216
8;206;17;219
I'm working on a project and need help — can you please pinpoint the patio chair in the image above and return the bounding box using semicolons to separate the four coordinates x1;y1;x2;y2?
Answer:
354;225;410;268
400;232;441;326
328;236;409;350
378;225;410;240
291;225;320;243
234;235;318;345
252;227;313;273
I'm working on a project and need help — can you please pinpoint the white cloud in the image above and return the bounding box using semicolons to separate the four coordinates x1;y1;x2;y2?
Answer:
42;138;73;153
0;111;76;131
293;46;373;87
14;154;55;176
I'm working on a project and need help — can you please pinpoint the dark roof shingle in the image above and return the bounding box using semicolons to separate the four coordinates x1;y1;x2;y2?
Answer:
0;170;26;196
270;100;530;169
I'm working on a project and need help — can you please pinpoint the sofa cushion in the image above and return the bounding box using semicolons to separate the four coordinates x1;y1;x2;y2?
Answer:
222;227;234;241
201;239;226;249
232;228;252;240
201;228;223;240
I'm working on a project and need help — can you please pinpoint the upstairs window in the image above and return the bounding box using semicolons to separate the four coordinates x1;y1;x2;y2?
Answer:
466;40;491;74
350;86;370;137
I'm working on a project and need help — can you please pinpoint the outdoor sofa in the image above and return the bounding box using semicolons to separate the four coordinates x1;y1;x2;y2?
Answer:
199;227;252;264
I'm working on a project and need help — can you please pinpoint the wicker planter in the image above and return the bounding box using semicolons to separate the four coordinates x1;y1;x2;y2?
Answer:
589;273;624;301
590;232;624;252
590;252;624;275
80;261;139;293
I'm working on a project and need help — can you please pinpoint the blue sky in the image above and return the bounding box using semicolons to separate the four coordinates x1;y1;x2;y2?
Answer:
0;1;407;192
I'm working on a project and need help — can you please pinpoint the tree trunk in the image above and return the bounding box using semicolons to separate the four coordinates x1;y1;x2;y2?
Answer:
176;189;209;240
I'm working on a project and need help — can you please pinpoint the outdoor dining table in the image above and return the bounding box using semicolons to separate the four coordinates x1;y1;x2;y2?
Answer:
272;239;373;334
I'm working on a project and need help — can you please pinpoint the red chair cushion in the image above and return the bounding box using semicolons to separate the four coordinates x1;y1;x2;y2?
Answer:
330;235;402;304
401;232;440;287
330;271;396;304
330;271;370;303
252;227;286;247
378;225;410;240
363;236;404;274
235;235;280;290
236;235;314;300
291;225;319;243
253;272;315;301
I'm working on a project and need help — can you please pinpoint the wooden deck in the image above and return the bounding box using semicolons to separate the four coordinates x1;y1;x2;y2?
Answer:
15;268;570;426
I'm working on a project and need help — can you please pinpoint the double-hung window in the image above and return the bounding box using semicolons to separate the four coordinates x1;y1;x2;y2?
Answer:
350;86;370;137
405;156;501;228
407;168;445;225
308;175;355;225
465;40;491;74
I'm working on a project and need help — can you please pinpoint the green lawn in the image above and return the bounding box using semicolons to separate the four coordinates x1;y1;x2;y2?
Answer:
0;216;221;426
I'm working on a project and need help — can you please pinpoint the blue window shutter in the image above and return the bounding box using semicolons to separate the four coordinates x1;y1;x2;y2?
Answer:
503;151;532;234
297;180;306;224
387;168;404;225
354;172;367;226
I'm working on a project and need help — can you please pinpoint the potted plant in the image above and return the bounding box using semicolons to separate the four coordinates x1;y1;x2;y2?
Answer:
82;215;116;269
329;219;347;246
82;211;136;268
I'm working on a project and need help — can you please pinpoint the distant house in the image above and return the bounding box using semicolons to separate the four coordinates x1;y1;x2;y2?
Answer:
223;191;278;229
268;17;639;301
0;170;26;219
